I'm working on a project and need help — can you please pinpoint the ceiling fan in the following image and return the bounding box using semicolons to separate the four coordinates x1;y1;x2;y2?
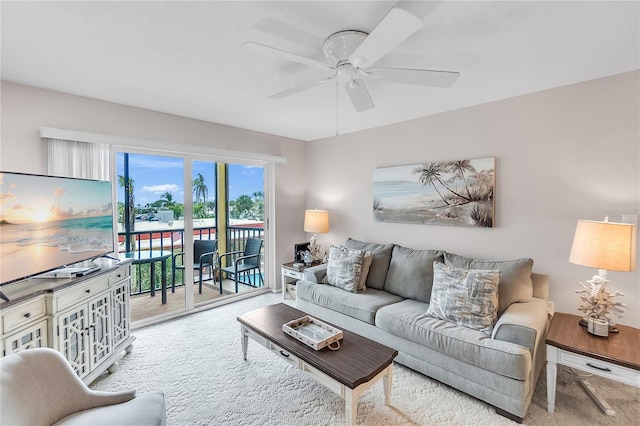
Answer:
244;7;460;112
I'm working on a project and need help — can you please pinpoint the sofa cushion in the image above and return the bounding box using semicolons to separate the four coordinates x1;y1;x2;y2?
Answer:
296;280;404;324
324;245;365;293
426;262;500;335
384;245;444;302
444;252;534;315
344;238;394;290
375;299;531;380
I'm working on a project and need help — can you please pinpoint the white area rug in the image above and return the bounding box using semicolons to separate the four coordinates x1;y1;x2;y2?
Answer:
91;293;639;425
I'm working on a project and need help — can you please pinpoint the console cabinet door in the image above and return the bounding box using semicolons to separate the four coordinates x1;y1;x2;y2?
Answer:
56;304;90;378
88;292;112;370
2;319;48;356
111;278;131;349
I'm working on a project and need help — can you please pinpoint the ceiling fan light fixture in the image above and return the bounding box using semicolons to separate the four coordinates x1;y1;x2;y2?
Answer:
322;31;367;63
345;79;374;112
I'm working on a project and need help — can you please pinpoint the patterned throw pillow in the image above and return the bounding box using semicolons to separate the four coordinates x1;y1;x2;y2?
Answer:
426;262;500;335
325;245;366;293
443;252;533;315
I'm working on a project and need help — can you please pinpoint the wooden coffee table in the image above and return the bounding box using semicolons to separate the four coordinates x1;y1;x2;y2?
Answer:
237;303;398;425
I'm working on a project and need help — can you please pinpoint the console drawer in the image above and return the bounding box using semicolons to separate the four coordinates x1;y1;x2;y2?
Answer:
2;297;47;334
108;268;129;284
55;277;110;311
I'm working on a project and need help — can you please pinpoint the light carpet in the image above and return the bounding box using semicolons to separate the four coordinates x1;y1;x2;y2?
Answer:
91;293;639;425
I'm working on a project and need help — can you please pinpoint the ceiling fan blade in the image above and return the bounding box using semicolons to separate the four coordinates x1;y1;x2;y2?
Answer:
243;42;333;70
269;75;335;99
367;67;460;87
349;7;423;69
344;79;375;112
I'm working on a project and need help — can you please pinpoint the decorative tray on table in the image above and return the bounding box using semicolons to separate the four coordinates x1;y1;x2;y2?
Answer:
283;316;343;350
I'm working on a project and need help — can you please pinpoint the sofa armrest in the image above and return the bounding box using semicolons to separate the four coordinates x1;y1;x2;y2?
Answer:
492;298;548;357
532;273;549;300
302;263;328;283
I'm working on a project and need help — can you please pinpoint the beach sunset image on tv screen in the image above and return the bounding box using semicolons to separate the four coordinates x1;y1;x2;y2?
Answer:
0;172;115;284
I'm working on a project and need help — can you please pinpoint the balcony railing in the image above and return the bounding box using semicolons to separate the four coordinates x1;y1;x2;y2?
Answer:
118;223;264;296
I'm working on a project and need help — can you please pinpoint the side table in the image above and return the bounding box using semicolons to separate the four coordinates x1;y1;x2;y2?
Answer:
545;312;640;415
120;250;173;304
281;261;320;300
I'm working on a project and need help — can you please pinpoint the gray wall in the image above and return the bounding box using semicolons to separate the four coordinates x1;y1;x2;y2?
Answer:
306;71;640;327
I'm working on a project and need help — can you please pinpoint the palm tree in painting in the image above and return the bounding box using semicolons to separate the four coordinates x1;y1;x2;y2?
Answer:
411;163;450;206
193;173;208;204
470;169;495;200
412;163;473;205
445;160;476;199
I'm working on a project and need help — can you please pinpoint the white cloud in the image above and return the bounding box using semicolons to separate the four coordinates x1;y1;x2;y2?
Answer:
142;184;180;194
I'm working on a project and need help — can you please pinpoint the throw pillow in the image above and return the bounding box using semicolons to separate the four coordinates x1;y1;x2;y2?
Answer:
357;251;374;291
383;245;444;303
325;245;366;293
426;262;500;335
344;238;394;290
444;252;534;315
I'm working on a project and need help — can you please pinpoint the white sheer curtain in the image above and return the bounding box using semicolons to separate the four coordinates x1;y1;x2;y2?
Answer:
45;138;110;180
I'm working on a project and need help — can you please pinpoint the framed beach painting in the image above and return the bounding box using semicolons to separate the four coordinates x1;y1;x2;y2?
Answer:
373;157;495;227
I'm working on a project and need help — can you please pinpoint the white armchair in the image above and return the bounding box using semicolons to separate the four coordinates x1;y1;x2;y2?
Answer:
1;348;166;426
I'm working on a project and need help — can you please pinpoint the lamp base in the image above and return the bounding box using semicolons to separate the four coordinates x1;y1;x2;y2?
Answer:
578;318;619;333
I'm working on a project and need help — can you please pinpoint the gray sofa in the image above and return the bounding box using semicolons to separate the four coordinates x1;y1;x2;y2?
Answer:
295;238;550;422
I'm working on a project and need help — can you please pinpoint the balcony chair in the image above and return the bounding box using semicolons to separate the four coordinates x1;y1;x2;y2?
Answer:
218;237;264;293
0;348;166;426
172;239;218;294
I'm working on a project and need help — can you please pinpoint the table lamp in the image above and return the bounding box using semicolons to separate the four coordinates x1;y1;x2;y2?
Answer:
569;218;637;334
304;209;330;261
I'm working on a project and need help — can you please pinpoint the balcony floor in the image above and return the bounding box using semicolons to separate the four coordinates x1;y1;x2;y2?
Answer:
130;277;263;322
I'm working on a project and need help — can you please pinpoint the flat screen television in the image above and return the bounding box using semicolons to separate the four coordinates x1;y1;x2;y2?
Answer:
0;171;115;285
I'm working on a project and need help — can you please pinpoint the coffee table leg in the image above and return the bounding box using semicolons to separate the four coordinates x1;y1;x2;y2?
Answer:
383;364;393;406
241;325;248;361
344;390;357;426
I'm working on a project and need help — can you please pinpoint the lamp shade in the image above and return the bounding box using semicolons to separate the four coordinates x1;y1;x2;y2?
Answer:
304;209;329;234
569;220;637;272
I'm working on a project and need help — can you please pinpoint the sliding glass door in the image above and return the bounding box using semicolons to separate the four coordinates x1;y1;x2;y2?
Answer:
116;150;269;323
190;161;266;305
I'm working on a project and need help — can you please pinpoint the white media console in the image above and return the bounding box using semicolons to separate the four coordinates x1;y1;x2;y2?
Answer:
0;259;135;384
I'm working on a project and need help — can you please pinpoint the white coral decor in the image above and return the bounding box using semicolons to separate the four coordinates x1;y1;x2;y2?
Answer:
575;273;629;323
308;234;323;261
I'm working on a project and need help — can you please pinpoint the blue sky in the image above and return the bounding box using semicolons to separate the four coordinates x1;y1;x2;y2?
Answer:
116;153;263;205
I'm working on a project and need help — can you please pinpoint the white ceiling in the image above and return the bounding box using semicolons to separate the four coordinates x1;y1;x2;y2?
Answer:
2;1;638;142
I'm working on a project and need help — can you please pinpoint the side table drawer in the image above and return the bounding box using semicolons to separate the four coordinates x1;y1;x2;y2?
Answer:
282;268;303;280
558;350;640;387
